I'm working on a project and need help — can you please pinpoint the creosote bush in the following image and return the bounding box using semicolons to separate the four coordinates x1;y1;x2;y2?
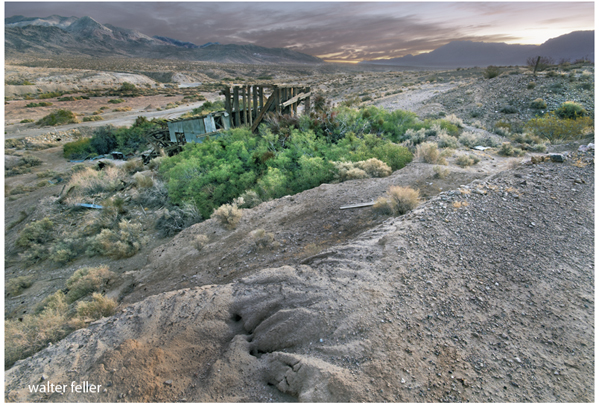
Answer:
76;293;117;319
36;109;79;126
415;142;445;164
374;186;420;216
555;101;587;119
250;228;277;249
212;203;243;230
433;165;450;179
194;234;209;251
499;142;526;157
456;154;481;167
86;221;144;258
65;265;115;303
6;276;34;297
524;113;593;143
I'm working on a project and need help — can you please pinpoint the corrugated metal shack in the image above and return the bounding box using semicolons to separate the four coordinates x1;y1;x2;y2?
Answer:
166;111;231;144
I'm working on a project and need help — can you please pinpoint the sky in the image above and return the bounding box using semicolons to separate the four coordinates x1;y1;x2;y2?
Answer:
4;2;595;63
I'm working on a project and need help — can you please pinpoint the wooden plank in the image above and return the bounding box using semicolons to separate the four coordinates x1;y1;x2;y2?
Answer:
241;86;247;125
275;87;280;114
281;91;311;108
304;86;310;115
339;202;375;210
292;87;298;116
233;86;240;127
250;92;276;132
252;85;257;123
259;86;264;110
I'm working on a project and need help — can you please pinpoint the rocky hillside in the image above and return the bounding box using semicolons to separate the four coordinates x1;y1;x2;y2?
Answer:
5;149;594;402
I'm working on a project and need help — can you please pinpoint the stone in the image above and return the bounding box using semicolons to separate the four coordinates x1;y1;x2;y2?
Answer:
550;154;566;163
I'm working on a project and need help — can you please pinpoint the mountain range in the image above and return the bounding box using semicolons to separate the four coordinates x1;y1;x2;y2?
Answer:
362;31;594;68
5;15;323;65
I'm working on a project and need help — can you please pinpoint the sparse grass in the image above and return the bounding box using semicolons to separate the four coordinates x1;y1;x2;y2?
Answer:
25;102;53;107
123;159;144;174
82;115;104;122
155;203;202;237
530;98;547;109
452;201;469;209
113;106;132;112
67;166;125;196
20;119;35;123
134;172;154;188
212;203;243;230
108;98;125;104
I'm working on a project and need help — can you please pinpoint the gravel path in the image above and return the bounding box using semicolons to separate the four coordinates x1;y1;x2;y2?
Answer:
372;82;458;112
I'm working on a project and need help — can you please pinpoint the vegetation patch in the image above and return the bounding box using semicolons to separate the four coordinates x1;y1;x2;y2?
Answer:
36;109;79;126
525;113;593;143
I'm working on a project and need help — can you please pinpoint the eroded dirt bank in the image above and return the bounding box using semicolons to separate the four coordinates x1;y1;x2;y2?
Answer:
5;151;594;402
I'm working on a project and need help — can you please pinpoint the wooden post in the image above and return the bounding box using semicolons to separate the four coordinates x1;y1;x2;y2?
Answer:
259;86;264;111
252;85;258;123
242;86;247;125
223;87;232;117
292;87;298;116
533;56;541;76
304;86;310;115
275;86;280;114
233;86;240;127
248;85;253;126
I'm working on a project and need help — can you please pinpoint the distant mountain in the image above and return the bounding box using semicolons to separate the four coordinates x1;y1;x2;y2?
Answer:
5;15;323;65
362;31;594;68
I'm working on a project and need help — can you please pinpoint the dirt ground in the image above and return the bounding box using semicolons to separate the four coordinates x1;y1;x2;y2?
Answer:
4;64;594;402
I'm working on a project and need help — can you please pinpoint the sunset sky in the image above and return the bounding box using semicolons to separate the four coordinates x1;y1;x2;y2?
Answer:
5;2;595;63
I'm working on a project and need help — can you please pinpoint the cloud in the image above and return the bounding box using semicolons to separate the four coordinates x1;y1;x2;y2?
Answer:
4;2;594;62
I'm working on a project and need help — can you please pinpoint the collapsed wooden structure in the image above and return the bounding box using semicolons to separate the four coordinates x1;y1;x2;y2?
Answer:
221;84;311;132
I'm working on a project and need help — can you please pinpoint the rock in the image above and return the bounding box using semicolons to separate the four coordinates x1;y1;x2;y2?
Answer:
550;154;566;163
164;380;173;386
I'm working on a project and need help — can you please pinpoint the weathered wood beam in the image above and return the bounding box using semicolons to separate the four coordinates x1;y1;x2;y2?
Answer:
242;86;247;125
304;86;311;115
280;91;312;108
251;92;276;132
252;85;257;124
233;86;240;127
223;87;231;117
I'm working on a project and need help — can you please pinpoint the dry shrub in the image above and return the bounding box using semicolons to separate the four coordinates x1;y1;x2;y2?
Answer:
133;172;154;188
76;293;117;319
334;161;368;181
499;142;525;157
372;196;394;216
86;221;144;258
6;275;34;297
5;291;70;368
194;234;209;251
453;201;469;209
133;179;169;208
356;158;392;177
433;165;450;179
388;186;420;215
66;265;115;303
123;159;144;174
16;217;54;248
437;133;460;149
212;203;243;229
67;166;124;196
155;203;202;237
444;114;464;128
238;190;262;209
415;142;445;164
456;154;481;167
250;228;277;249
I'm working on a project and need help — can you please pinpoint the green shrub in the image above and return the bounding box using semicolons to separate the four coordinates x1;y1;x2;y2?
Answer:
483;66;501;79
65;265;115;303
20;118;34;123
530;98;547;109
6;276;34;297
37;91;62;99
433;165;450;179
524;113;593;143
238;190;262;208
108;98;125;104
555;101;587;119
26;102;53;107
89;126;118;154
437;134;460;149
63;138;94;159
86;221;144;258
499;142;525;157
527;82;536;90
16;218;54;248
36;109;79;126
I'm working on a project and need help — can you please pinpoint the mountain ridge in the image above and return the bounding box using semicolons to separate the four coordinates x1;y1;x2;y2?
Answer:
5;15;323;65
362;31;594;67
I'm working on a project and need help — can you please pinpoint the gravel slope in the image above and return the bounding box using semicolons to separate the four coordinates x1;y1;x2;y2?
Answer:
6;150;593;402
